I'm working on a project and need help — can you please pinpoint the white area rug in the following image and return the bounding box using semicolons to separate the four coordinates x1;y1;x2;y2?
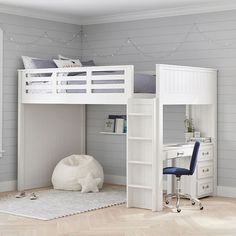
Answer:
0;186;126;220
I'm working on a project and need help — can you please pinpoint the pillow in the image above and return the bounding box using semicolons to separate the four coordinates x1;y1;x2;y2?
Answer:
22;56;38;69
53;59;82;68
31;58;57;69
58;54;95;67
22;56;57;70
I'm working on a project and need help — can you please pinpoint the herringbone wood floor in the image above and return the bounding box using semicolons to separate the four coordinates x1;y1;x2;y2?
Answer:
0;188;235;236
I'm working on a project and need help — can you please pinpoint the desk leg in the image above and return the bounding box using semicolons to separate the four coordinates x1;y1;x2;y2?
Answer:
166;159;173;194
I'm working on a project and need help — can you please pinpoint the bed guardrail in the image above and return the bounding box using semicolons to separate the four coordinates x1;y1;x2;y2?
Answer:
19;65;134;104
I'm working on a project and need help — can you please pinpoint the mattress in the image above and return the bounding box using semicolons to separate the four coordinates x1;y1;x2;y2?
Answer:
65;73;156;94
27;73;156;94
134;73;156;93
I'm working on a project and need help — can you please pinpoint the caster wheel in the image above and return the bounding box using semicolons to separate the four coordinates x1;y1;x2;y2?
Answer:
166;200;169;204
192;202;195;205
200;206;204;210
177;209;181;213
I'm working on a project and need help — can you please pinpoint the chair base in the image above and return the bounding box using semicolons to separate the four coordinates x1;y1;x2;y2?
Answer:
165;192;203;212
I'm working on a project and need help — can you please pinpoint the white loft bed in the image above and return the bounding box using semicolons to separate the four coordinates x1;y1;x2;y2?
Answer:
18;64;217;212
19;65;135;104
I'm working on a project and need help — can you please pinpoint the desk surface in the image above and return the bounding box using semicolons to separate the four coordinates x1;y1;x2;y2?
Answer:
163;142;213;151
163;142;213;161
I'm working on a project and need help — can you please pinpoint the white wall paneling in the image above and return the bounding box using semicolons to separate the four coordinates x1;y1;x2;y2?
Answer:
83;10;236;189
0;12;81;189
17;104;86;190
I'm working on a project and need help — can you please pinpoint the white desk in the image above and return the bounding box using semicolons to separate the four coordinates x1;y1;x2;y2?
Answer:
163;142;214;198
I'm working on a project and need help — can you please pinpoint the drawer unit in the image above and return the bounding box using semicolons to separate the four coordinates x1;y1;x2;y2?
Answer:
197;161;213;179
198;147;213;161
163;143;215;199
197;178;213;197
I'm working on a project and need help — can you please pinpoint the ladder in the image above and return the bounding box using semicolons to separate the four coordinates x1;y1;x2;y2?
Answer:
127;98;160;210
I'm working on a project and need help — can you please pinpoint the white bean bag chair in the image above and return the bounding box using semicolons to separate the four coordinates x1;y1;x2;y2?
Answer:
51;154;104;191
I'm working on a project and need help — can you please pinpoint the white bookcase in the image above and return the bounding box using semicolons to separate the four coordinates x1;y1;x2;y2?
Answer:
127;98;156;210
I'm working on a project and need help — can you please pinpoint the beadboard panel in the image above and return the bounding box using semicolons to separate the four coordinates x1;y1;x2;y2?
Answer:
86;105;185;178
0;12;81;183
83;10;236;187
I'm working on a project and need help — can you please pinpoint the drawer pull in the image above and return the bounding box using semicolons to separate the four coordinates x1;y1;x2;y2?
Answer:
202;185;209;190
202;151;209;156
177;152;184;156
202;168;210;173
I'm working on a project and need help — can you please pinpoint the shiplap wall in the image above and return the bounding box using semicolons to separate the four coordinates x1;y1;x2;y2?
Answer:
86;105;127;180
0;12;81;184
86;105;185;180
83;10;236;188
1;9;236;188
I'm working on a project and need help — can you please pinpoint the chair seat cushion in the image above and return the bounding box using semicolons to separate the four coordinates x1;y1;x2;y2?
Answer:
163;167;190;176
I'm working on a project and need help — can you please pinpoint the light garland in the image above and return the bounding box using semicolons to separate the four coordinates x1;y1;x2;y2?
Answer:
0;23;81;46
82;23;234;59
0;22;234;59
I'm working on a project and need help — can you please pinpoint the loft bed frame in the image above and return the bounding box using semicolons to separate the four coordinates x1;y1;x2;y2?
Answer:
19;65;135;104
18;64;217;212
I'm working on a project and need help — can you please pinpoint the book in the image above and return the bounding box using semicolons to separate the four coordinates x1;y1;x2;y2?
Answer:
115;118;124;133
123;119;127;133
104;119;115;132
108;115;127;133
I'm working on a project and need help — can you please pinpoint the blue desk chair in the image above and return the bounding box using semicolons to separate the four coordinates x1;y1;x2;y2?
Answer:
163;141;203;212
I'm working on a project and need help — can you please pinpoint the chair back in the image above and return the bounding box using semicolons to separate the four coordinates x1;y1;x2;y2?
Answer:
189;141;200;175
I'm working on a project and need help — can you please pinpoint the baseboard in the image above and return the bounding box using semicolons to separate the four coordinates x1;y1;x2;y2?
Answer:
104;174;126;185
0;180;16;192
217;186;236;198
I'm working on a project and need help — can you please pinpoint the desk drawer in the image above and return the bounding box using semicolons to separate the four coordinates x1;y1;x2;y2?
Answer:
197;179;213;196
164;148;192;160
197;161;213;179
199;147;213;161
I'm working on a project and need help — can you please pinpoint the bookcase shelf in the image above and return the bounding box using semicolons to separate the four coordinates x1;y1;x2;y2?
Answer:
128;113;152;117
128;137;152;141
128;161;152;165
128;184;152;190
100;132;126;136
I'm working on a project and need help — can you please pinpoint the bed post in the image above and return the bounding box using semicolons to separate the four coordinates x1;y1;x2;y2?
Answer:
0;29;3;159
154;64;164;211
18;70;25;191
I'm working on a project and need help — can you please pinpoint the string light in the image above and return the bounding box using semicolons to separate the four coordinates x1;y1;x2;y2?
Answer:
82;22;236;60
0;22;82;46
0;22;234;59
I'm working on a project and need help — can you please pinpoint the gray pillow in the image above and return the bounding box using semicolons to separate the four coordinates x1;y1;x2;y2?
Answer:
31;59;57;69
59;54;95;67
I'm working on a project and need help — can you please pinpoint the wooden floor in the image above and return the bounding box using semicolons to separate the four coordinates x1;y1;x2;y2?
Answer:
0;191;236;236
